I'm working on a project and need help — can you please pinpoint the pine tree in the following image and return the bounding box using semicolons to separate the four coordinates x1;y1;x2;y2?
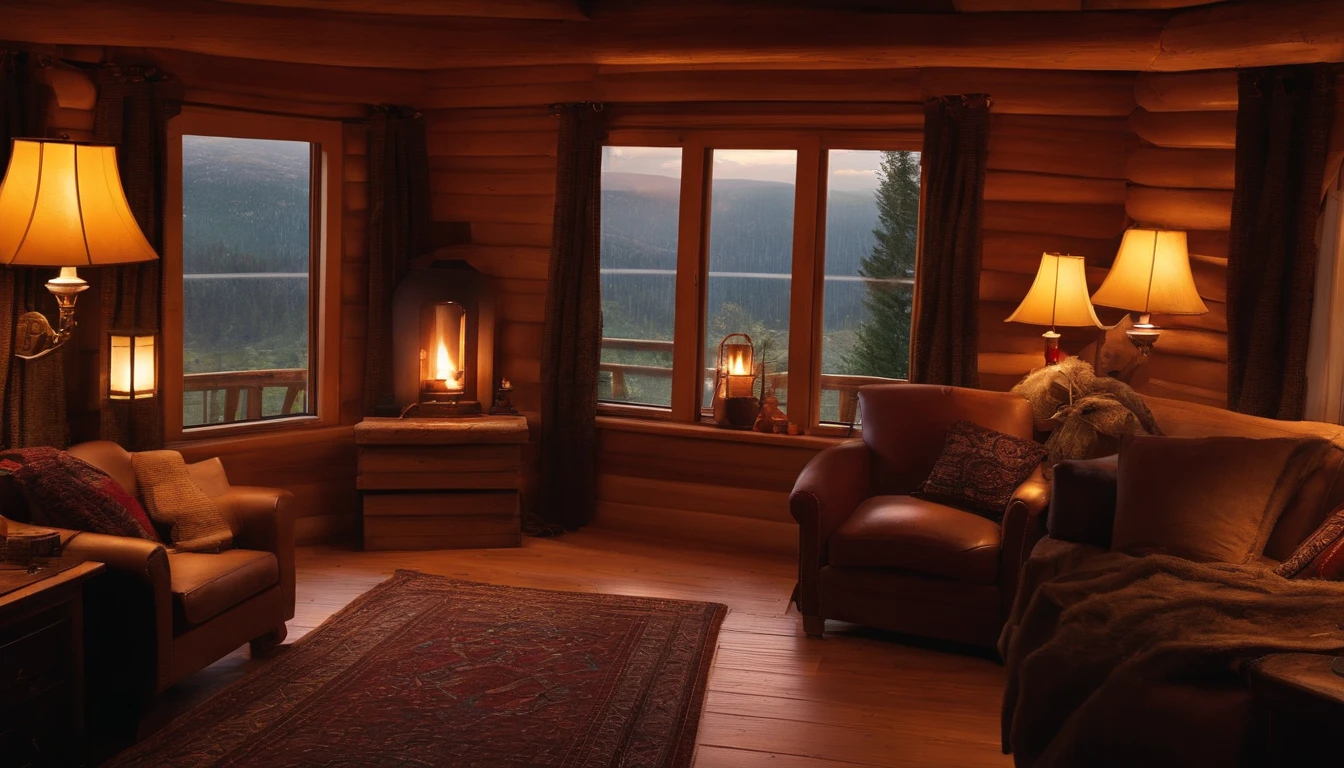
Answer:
844;150;920;379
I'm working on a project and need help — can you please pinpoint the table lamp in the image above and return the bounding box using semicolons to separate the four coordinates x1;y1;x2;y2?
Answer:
1005;253;1104;365
0;139;159;360
1090;228;1207;358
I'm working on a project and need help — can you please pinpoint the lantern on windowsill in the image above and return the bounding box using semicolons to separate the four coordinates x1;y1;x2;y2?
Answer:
712;333;759;429
109;332;156;400
414;300;480;417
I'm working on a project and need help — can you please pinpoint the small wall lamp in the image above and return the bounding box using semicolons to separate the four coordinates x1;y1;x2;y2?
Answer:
109;332;156;400
1090;228;1208;357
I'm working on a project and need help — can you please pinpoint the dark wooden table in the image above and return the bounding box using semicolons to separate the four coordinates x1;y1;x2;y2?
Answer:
0;560;104;767
1245;652;1344;766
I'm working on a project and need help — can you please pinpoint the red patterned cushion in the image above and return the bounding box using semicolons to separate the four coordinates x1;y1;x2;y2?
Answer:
914;419;1046;520
5;447;159;541
1275;506;1344;580
0;457;30;522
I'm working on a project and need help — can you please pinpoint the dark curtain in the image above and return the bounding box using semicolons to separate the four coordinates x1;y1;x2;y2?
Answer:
1227;66;1335;420
911;95;991;388
0;50;67;449
364;106;432;415
539;104;603;529
94;68;180;450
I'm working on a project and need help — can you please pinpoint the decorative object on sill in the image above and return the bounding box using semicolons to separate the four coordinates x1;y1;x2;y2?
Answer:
1005;253;1105;366
0;139;160;360
490;378;517;415
1090;228;1208;360
109;331;156;400
753;395;790;434
388;262;495;419
712;333;759;429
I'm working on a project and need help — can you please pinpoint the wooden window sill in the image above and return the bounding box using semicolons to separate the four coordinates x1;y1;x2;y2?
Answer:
596;414;850;450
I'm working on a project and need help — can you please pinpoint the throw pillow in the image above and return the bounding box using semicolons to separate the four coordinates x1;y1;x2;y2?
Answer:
914;420;1047;519
1111;435;1335;564
1275;505;1344;580
132;450;233;553
4;447;159;541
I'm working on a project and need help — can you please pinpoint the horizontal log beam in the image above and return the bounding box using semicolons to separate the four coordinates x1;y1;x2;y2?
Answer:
215;0;589;20
147;49;430;107
1125;147;1234;189
1129;108;1237;149
1133;70;1237;112
4;0;1340;71
1126;185;1233;230
984;170;1128;205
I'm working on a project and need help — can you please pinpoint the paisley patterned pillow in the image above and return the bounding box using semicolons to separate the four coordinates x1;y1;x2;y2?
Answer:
1275;506;1344;580
915;420;1046;520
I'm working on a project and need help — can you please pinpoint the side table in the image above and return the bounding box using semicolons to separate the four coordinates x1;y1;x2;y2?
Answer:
1245;652;1344;766
355;416;529;550
0;560;104;767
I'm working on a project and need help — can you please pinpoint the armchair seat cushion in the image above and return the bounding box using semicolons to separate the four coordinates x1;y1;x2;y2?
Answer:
169;549;279;626
829;496;1002;584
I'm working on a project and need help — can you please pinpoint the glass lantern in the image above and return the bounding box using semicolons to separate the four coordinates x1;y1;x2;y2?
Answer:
712;332;758;428
109;332;156;400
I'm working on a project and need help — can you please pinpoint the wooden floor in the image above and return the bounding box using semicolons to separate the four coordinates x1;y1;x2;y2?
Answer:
151;529;1012;767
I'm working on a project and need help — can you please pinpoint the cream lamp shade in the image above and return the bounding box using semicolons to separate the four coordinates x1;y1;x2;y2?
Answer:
1006;253;1103;365
0;139;159;360
1005;253;1103;330
0;139;159;268
1090;228;1207;316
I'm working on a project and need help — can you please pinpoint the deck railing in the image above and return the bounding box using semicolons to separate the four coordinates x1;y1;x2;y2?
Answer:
600;337;893;423
183;368;307;425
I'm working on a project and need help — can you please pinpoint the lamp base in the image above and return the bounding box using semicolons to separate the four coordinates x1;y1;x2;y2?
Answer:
13;268;87;361
1125;314;1162;359
1042;330;1061;366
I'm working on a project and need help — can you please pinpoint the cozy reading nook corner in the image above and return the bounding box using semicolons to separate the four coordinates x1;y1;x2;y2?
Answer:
3;1;1344;766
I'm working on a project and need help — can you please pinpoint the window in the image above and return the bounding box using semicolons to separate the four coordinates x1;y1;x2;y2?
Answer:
598;128;921;434
165;109;343;438
599;146;681;408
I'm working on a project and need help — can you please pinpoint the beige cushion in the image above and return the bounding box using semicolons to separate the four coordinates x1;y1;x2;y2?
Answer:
830;495;1002;584
1111;435;1333;564
169;549;278;626
132;450;233;552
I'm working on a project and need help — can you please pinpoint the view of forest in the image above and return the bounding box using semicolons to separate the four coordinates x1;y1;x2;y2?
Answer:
599;149;920;423
181;135;312;426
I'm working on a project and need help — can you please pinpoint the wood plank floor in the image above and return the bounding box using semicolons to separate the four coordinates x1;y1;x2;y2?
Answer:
147;529;1012;767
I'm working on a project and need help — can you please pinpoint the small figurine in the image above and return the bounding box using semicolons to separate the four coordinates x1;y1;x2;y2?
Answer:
753;396;790;434
490;377;517;415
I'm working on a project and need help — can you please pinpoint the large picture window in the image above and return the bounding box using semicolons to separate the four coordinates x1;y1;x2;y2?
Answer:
164;108;343;439
598;128;921;433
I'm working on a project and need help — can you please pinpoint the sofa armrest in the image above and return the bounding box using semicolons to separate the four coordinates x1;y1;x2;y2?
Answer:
61;530;174;694
789;440;872;618
1047;455;1119;548
1000;464;1050;613
216;486;296;622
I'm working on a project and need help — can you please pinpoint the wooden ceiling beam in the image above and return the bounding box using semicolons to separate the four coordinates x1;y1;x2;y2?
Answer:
2;0;1340;72
214;0;589;21
953;0;1225;9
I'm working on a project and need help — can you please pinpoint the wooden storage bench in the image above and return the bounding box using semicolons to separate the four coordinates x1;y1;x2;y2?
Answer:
355;416;529;551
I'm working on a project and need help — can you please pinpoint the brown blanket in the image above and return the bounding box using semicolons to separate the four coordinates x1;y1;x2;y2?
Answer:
999;539;1344;767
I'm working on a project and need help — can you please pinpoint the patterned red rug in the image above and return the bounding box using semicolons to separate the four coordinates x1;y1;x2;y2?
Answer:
108;570;727;767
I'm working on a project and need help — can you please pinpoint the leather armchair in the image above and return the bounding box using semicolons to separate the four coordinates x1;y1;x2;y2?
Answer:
790;384;1048;647
4;441;295;697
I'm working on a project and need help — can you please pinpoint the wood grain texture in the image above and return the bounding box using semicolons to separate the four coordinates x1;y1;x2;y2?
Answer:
145;532;1013;767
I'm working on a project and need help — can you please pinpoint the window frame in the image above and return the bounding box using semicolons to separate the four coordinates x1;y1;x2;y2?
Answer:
598;126;922;435
163;106;344;442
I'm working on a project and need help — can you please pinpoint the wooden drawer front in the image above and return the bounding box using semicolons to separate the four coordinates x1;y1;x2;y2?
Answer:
363;491;520;551
0;612;71;715
358;445;522;491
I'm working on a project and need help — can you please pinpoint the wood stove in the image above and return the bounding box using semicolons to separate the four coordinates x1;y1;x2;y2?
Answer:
391;261;495;417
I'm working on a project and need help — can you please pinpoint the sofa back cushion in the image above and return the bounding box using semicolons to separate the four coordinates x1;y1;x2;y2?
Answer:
1111;435;1334;564
68;440;138;499
860;384;1034;497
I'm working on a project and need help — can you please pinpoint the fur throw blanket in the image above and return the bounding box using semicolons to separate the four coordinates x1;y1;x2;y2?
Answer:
1012;358;1162;468
999;539;1344;768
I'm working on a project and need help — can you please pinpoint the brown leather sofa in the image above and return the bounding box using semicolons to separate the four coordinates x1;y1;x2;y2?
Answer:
790;384;1049;647
3;440;295;697
1020;395;1344;766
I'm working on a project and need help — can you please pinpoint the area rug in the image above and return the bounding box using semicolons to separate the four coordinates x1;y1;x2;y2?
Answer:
108;570;727;767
